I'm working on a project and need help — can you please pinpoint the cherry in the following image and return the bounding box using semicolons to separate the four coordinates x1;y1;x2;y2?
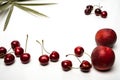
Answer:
36;40;49;66
84;5;93;15
91;46;115;71
95;8;102;16
39;54;49;66
50;51;59;62
95;28;117;47
86;5;93;10
80;60;92;72
74;46;84;57
11;40;20;49
20;34;30;64
61;60;72;71
20;53;30;64
4;53;15;65
0;47;7;58
84;8;92;15
14;47;24;57
101;11;107;18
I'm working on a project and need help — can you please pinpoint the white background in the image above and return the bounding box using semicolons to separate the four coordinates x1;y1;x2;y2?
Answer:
0;0;120;80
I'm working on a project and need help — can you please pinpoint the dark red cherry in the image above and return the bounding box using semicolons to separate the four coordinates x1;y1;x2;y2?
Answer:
95;8;102;16
101;11;107;18
20;53;30;64
80;60;92;72
11;40;20;49
39;54;49;66
14;47;24;57
74;46;84;57
0;47;7;58
84;8;92;15
61;60;72;71
4;53;15;65
86;5;93;11
50;51;59;62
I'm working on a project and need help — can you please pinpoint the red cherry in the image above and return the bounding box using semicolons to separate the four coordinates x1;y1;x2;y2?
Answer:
86;5;93;10
11;40;20;49
39;54;49;66
61;60;72;71
0;47;7;58
84;8;92;15
95;28;117;47
91;46;115;71
50;51;59;62
4;53;15;65
74;46;84;57
101;11;107;18
14;47;24;57
20;53;30;64
95;8;102;16
80;60;92;72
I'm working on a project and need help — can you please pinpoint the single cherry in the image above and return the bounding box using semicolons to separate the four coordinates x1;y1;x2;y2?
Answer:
20;34;30;64
61;60;72;71
4;53;15;65
91;46;115;71
0;47;7;58
80;60;92;72
20;53;30;64
86;5;93;10
14;47;24;57
11;40;20;49
101;11;107;18
39;54;49;66
74;46;84;57
95;28;117;47
50;51;59;62
95;8;102;16
84;8;92;15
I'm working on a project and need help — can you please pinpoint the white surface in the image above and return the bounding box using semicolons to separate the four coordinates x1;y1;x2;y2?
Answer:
0;0;120;80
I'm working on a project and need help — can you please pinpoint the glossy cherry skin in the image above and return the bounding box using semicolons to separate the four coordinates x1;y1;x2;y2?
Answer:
95;8;101;16
14;47;24;57
11;40;20;49
4;53;15;65
0;47;7;58
80;60;92;72
61;60;72;71
86;5;93;11
84;8;92;15
39;55;49;66
95;28;117;47
20;53;30;64
91;46;115;71
101;11;107;18
74;46;84;57
50;51;59;62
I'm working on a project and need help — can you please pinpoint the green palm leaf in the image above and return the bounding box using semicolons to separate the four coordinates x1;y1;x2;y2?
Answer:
14;3;48;17
3;5;14;31
15;3;56;6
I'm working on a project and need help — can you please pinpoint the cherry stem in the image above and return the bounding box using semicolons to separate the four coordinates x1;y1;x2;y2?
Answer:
36;40;43;55
7;47;12;53
42;40;50;54
25;34;28;53
66;54;81;63
84;52;91;58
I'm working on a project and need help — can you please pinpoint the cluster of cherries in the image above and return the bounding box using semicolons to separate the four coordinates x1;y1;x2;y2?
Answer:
36;40;60;66
0;35;30;65
0;28;117;73
84;4;108;18
61;46;92;72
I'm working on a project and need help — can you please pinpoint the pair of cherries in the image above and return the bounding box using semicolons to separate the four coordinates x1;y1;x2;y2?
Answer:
61;46;92;72
84;5;108;18
0;35;30;65
36;40;59;66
